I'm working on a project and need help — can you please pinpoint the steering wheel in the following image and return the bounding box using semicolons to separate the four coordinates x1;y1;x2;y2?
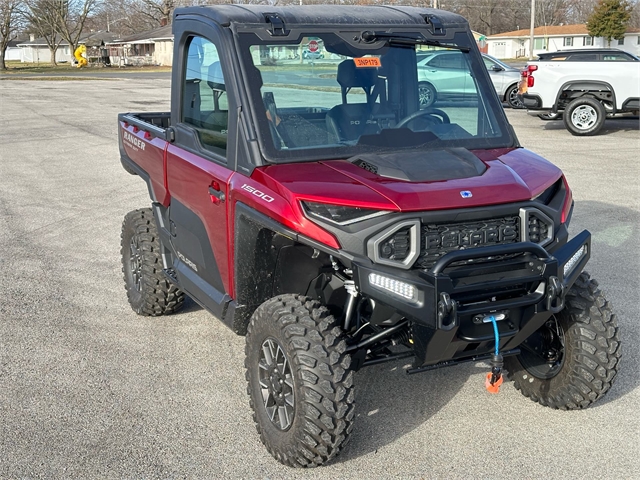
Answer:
395;108;451;129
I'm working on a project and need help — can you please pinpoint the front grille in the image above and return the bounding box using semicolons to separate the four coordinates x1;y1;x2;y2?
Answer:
415;215;521;270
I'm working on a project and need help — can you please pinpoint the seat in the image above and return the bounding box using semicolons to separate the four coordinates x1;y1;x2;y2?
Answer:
203;61;228;133
326;60;387;142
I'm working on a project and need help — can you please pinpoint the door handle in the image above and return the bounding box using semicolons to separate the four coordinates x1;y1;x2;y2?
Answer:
208;186;226;203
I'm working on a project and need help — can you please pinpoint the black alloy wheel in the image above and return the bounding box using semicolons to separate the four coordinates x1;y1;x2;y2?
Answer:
245;294;355;467
129;236;143;293
121;208;185;316
259;338;295;430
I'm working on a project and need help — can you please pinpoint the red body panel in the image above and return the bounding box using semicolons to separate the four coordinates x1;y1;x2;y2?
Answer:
241;170;342;249
165;145;234;294
121;122;170;206
122;119;563;301
252;163;399;210
318;148;562;211
249;148;562;216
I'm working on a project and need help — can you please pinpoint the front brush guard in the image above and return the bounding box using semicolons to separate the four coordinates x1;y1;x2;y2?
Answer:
352;230;591;367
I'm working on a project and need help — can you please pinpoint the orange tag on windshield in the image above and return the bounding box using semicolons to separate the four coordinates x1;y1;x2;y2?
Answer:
354;57;381;68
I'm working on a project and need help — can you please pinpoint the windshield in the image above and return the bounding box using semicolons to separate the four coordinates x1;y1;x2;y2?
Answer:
238;30;514;162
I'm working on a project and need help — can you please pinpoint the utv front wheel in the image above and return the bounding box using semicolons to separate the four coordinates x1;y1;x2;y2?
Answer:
245;295;355;467
121;208;184;315
505;272;620;409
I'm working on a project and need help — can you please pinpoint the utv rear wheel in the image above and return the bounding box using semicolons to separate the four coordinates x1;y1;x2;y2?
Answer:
564;97;605;136
505;272;620;409
121;208;184;316
245;294;355;467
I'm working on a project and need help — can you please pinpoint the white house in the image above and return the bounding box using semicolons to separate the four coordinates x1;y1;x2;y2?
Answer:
487;24;640;59
16;31;119;64
5;39;24;61
107;25;173;67
17;34;73;63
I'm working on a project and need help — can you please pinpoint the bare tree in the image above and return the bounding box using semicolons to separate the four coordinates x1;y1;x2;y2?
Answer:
565;0;600;23
54;0;99;55
133;0;175;27
0;0;21;70
22;0;63;65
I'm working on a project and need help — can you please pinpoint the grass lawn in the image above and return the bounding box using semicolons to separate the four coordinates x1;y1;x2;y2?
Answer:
1;61;172;74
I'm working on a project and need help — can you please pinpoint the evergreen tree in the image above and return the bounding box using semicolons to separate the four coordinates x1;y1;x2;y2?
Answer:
587;0;633;46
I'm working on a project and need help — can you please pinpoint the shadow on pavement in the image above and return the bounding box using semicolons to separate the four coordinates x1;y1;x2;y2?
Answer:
542;116;639;134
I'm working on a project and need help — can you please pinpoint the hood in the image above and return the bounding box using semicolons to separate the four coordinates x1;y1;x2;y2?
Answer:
253;147;562;213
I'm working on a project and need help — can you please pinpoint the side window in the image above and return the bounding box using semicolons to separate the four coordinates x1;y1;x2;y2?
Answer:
182;36;228;155
483;56;495;70
429;53;463;69
568;54;597;61
603;54;630;61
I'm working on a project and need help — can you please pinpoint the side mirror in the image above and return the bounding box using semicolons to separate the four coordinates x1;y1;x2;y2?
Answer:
491;65;504;72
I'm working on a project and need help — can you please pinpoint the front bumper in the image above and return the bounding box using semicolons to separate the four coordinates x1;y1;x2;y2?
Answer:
352;230;591;367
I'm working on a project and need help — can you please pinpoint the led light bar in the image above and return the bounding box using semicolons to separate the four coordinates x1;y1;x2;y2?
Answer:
368;273;417;302
563;245;587;277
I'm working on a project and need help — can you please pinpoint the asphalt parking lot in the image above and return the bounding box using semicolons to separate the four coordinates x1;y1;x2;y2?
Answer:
0;76;638;478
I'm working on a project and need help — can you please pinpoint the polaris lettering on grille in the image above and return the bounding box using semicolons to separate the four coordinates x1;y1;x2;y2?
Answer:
425;225;518;249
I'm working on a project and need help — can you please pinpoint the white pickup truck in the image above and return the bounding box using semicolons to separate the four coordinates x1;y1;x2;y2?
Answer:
518;48;640;135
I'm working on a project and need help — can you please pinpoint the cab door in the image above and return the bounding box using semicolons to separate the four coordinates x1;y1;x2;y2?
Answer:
165;34;236;318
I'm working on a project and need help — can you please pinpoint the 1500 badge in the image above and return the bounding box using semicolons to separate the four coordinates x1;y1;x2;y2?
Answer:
241;184;274;203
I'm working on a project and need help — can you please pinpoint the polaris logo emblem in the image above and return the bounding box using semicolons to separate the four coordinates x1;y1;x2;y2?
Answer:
460;190;473;198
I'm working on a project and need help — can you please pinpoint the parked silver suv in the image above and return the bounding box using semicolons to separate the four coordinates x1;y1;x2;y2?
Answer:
418;51;523;109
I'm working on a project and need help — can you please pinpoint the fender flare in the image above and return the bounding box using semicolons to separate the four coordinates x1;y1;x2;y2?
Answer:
554;80;616;114
120;154;159;203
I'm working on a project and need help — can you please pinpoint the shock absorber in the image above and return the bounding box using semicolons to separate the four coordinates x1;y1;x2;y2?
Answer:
343;280;358;332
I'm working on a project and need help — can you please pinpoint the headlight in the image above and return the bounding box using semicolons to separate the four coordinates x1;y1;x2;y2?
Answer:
302;201;389;226
367;219;421;269
519;208;554;247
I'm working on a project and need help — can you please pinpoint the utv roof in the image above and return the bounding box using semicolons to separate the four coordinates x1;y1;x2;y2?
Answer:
174;5;468;28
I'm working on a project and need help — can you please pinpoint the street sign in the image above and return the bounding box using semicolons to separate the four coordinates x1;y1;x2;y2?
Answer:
308;40;319;52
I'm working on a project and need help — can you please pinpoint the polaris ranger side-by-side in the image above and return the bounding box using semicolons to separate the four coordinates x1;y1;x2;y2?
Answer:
118;5;620;467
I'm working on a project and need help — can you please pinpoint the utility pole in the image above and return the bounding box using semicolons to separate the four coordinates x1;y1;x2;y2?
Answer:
529;0;535;60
